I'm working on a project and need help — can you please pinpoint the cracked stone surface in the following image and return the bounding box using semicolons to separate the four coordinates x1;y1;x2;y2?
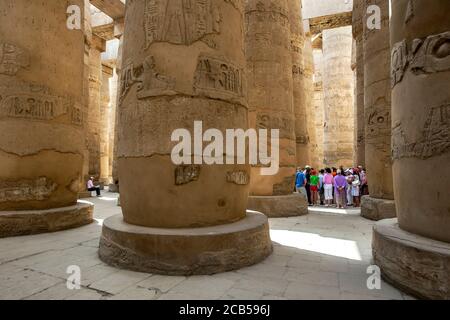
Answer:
0;191;412;300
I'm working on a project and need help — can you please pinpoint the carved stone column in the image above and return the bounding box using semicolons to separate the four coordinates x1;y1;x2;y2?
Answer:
352;0;365;167
312;48;325;169
361;0;396;221
304;33;319;168
99;0;272;275
246;0;308;217
289;0;310;167
87;36;105;182
99;64;113;185
109;36;123;193
373;0;450;299
0;1;93;237
322;26;355;168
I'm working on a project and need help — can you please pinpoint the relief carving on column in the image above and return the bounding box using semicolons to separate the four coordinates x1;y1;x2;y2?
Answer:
0;177;57;203
0;84;83;126
0;43;29;76
391;32;450;88
227;171;250;185
256;113;294;140
144;0;222;48
392;103;450;160
194;54;244;100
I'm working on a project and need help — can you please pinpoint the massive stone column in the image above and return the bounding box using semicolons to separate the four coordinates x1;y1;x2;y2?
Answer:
246;0;308;217
352;0;365;167
304;34;319;168
289;0;310;167
86;37;104;182
360;0;396;220
0;1;93;237
322;26;355;168
312;48;325;168
99;0;272;275
373;0;450;299
99;64;113;185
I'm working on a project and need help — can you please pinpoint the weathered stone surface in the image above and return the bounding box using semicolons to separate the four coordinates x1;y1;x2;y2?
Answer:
117;0;250;228
373;219;450;299
390;0;450;243
0;202;93;238
99;212;273;276
100;0;272;275
361;196;396;221
312;48;325;168
0;1;87;216
246;0;297;196
352;0;365;167
247;194;308;218
288;0;310;167
362;0;395;215
322;26;354;167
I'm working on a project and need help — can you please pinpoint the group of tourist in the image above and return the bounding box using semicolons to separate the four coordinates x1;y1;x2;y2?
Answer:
295;165;368;209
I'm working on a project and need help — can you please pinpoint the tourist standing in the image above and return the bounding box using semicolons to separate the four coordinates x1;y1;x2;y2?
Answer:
323;168;334;207
334;170;347;209
319;169;325;205
310;170;320;206
304;167;312;206
295;168;306;196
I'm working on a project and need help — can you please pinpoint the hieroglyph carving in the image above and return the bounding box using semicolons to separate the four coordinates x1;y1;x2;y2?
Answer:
175;165;201;185
0;43;29;76
392;103;450;160
227;171;250;185
194;55;244;98
0;177;57;203
119;56;175;102
144;0;221;47
0;85;83;125
366;106;391;141
391;32;450;88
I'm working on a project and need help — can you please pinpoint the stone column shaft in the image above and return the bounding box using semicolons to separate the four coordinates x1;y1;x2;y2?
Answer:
288;0;310;167
99;0;272;275
246;0;308;217
361;0;396;220
0;0;93;237
322;26;355;168
373;0;450;300
353;0;365;167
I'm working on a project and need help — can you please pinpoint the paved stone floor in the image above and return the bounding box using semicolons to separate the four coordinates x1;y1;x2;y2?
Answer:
0;192;414;300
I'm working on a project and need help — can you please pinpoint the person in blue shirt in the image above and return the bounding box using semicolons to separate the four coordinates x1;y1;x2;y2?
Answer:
295;168;306;195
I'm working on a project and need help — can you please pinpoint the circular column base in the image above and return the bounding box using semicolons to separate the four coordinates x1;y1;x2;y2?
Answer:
361;196;396;221
99;211;273;276
247;194;308;218
0;202;94;238
373;219;450;299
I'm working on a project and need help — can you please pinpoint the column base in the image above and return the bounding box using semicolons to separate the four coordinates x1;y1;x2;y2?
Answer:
373;219;450;299
247;194;308;218
361;196;396;221
108;184;119;193
0;202;94;238
99;211;273;276
78;191;93;199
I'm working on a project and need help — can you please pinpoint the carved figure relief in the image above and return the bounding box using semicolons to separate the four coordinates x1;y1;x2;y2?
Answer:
0;84;82;126
0;177;57;203
194;55;244;97
227;171;250;185
0;43;29;76
366;107;391;141
175;165;201;185
391;32;450;88
392;103;450;160
137;56;176;99
144;0;221;48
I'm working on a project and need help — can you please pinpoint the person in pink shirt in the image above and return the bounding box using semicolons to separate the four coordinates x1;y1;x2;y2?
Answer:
323;168;334;207
87;177;101;197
